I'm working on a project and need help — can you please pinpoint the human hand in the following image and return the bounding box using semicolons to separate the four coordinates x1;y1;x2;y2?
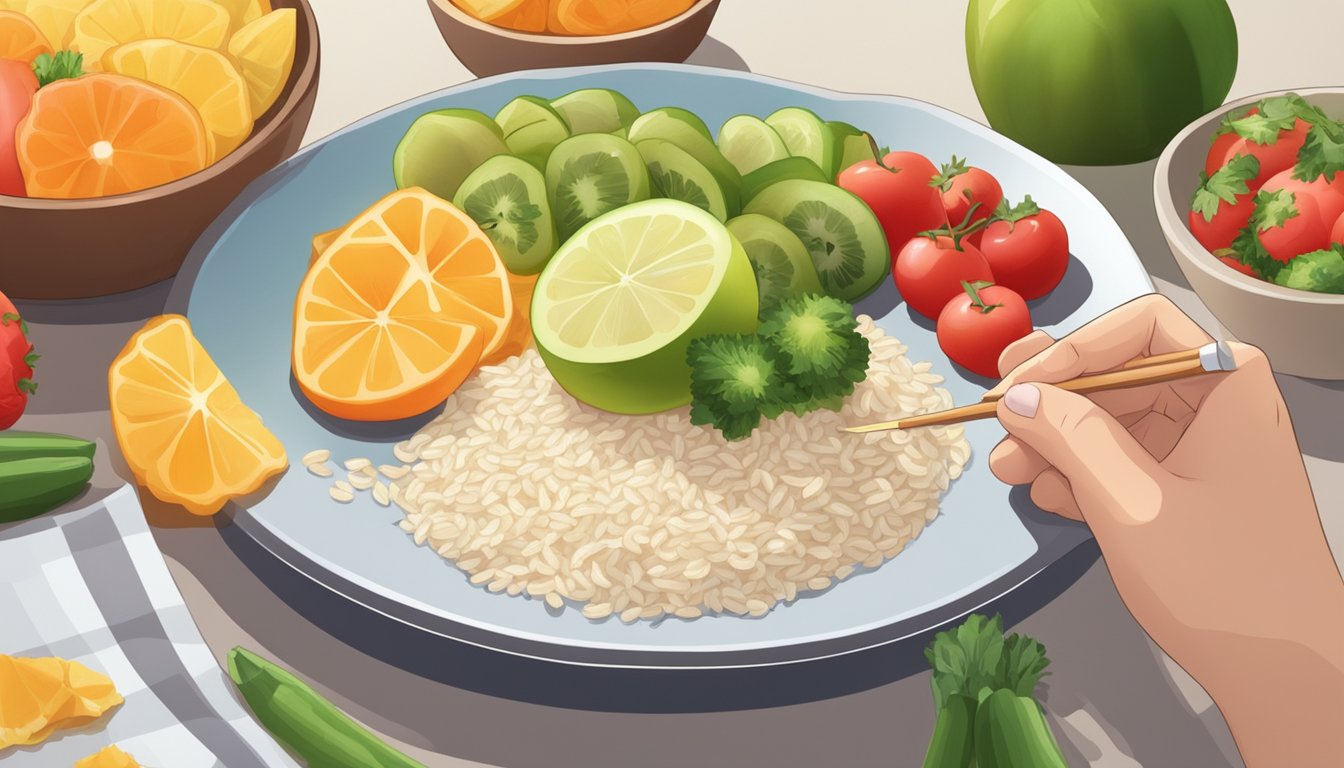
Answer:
986;294;1344;767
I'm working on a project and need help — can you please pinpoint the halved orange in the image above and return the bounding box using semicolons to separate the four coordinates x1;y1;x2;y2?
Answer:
16;73;209;198
552;0;692;35
292;187;514;421
491;0;549;32
0;10;52;60
109;314;288;516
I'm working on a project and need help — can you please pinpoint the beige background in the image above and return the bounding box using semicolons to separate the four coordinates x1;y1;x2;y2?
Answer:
15;1;1344;766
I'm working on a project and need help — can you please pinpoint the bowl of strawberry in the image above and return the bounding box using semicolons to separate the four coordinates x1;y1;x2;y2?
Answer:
1156;89;1344;380
839;153;1070;380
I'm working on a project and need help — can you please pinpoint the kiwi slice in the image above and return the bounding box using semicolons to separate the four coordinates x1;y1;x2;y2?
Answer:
454;155;557;275
546;133;651;240
637;139;733;221
727;214;823;315
550;88;641;135
744;179;889;301
627;107;742;201
495;95;570;170
740;157;829;204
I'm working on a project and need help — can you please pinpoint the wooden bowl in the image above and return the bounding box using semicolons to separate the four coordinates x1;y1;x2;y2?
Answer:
0;0;321;300
427;0;721;77
1154;87;1344;380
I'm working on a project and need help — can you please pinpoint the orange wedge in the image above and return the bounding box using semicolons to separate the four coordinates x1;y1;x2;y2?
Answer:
109;314;288;516
0;10;51;60
0;655;123;749
452;0;525;22
310;225;342;265
72;0;231;66
292;187;513;421
76;746;142;768
492;0;549;32
552;0;691;35
0;0;94;49
16;73;209;198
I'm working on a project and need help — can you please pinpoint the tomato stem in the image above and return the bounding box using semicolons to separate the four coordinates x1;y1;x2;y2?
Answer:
961;280;1002;314
918;202;989;251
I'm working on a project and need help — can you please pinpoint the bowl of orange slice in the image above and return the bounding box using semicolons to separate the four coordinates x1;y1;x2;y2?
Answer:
427;0;720;77
0;0;319;300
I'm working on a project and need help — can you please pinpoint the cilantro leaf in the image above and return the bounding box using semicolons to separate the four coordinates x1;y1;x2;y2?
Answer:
1273;244;1344;294
1294;119;1344;182
998;634;1051;698
925;614;1006;707
1191;154;1259;222
1216;95;1303;144
31;51;84;88
1231;230;1281;282
1249;188;1301;231
930;155;970;191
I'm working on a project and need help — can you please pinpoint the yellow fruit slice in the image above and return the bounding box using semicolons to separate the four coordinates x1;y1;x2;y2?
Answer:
292;188;514;421
310;225;341;265
0;655;123;749
102;38;253;162
212;0;269;32
226;7;295;118
109;314;288;516
76;746;142;768
72;0;230;66
452;0;525;22
0;0;94;48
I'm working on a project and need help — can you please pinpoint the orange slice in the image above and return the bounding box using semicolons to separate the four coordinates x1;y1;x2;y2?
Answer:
0;0;94;49
0;655;123;749
109;314;288;516
16;73;209;198
212;0;269;33
0;10;51;60
292;187;513;421
76;746;142;768
226;8;296;119
452;0;525;22
72;0;231;66
481;271;537;366
310;225;342;265
492;0;549;32
553;0;692;35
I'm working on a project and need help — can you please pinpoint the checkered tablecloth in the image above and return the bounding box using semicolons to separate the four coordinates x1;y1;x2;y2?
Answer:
0;485;297;767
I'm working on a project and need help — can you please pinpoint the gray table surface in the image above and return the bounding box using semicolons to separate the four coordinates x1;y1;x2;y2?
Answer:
14;1;1344;765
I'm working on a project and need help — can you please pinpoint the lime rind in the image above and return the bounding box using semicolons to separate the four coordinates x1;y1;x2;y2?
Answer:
740;156;829;203
550;88;641;135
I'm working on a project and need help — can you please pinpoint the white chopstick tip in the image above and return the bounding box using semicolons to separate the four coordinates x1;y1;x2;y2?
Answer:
1201;341;1237;372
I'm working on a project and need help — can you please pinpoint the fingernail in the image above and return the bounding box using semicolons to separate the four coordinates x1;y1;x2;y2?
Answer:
1004;384;1040;418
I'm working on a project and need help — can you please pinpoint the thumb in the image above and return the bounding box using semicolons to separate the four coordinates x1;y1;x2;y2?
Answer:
996;383;1167;527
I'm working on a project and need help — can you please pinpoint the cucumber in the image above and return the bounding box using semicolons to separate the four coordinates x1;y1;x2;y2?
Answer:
744;179;890;301
973;689;1067;768
495;95;570;170
627;107;743;200
922;693;978;768
766;107;839;179
454;155;557;275
638;139;733;222
393;109;508;201
549;88;640;135
726;214;822;315
828;120;880;176
717;115;789;176
545;133;651;240
740;157;829;203
0;456;94;523
0;431;96;461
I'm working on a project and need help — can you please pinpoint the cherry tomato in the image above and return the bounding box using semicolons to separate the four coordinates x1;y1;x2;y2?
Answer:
0;289;35;429
1205;110;1309;191
837;151;947;266
1219;255;1259;278
978;197;1069;300
936;282;1033;379
894;234;994;320
1256;190;1330;264
1332;210;1344;248
1261;168;1344;230
1190;195;1255;254
931;156;1002;248
0;59;38;197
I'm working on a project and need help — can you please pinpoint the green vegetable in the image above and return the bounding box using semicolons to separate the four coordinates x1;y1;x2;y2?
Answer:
1191;154;1259;223
1217;95;1302;145
32;51;84;88
688;335;793;440
0;431;94;461
228;647;426;768
0;456;94;523
921;614;1067;768
966;0;1238;165
1290;101;1344;182
1230;188;1300;281
757;294;869;405
1273;244;1344;294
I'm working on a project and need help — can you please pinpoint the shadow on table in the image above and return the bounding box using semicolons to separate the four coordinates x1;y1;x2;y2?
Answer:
1276;374;1344;462
1062;160;1189;291
685;36;749;72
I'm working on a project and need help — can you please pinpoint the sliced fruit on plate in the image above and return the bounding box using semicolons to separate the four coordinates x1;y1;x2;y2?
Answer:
0;10;52;60
637;138;730;222
549;87;640;135
766;107;838;179
75;745;142;768
482;271;539;366
745;178;889;301
551;0;693;35
494;94;570;170
726;213;823;315
16;73;209;198
546;132;650;239
0;0;92;50
717;114;789;177
212;0;270;32
310;226;340;264
102;39;253;162
454;153;557;275
72;0;232;66
828;120;878;175
452;0;525;22
393;108;509;202
739;156;828;204
627;106;742;204
109;314;287;516
0;654;123;749
491;0;547;32
533;198;758;414
226;7;296;118
292;187;513;421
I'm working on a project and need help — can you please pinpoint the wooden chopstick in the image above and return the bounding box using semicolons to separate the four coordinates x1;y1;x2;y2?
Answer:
844;342;1234;434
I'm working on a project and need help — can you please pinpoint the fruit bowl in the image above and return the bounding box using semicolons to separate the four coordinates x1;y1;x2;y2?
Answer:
0;0;320;301
426;0;720;78
1154;87;1344;380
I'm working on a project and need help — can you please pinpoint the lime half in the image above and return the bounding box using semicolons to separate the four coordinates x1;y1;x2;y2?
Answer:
533;199;758;414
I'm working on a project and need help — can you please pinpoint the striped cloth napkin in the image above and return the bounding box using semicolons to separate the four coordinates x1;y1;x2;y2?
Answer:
0;485;296;767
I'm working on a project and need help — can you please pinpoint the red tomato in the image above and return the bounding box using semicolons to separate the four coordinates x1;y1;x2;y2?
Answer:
1332;210;1344;248
1;59;37;197
1219;255;1259;278
1261;168;1344;230
0;289;35;429
1204;113;1310;192
936;282;1033;379
931;157;1002;248
1189;195;1255;254
978;200;1069;300
894;234;994;320
1256;191;1330;263
837;151;947;266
